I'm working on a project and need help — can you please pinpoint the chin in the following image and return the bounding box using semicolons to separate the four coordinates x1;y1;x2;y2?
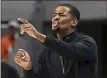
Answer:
52;28;60;33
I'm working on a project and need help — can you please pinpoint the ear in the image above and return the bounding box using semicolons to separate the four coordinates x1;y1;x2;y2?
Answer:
71;18;78;27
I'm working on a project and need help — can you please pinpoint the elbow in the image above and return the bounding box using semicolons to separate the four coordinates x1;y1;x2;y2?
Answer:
77;49;97;61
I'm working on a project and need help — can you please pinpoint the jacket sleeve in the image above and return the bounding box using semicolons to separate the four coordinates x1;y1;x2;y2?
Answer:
23;49;46;78
23;69;43;78
43;36;98;61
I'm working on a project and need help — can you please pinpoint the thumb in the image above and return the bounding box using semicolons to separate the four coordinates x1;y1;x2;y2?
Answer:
21;56;26;60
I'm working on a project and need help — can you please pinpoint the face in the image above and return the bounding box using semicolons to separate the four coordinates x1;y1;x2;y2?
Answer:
52;6;75;33
8;26;18;36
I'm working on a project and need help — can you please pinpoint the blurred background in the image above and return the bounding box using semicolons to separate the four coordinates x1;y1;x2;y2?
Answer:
1;1;107;78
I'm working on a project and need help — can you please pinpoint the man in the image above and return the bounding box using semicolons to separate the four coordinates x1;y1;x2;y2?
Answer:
1;20;20;62
15;4;98;78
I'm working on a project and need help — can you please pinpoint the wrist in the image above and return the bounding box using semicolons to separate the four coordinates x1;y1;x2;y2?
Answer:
24;62;32;71
24;66;32;71
36;32;46;43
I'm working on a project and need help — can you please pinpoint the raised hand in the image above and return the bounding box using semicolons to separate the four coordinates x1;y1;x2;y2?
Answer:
18;18;39;39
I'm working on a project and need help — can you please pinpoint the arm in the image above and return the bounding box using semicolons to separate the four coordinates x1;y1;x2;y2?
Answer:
23;49;46;78
43;36;98;61
24;25;97;61
24;69;42;78
17;18;97;61
1;40;8;61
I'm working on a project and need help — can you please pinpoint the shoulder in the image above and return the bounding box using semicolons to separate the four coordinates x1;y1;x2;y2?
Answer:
3;62;20;78
1;35;8;43
2;62;17;72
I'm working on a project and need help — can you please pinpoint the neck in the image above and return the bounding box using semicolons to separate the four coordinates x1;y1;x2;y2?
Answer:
57;28;75;40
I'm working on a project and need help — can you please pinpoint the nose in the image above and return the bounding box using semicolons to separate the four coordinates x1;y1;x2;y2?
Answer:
53;15;60;21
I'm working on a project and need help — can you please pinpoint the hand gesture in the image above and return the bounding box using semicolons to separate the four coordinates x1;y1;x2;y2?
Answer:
14;49;32;71
18;18;39;39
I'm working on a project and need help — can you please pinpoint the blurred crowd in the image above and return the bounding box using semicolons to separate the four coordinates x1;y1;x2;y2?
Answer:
1;20;26;78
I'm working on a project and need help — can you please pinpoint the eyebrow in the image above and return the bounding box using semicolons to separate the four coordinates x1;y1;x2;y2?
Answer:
54;12;64;15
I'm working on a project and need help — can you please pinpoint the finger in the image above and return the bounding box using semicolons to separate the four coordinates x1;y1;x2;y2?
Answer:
15;59;23;67
21;56;26;60
20;25;25;34
14;57;20;64
22;25;32;28
23;26;32;30
18;51;25;57
16;51;24;56
15;55;26;64
16;52;21;57
24;28;32;33
20;24;29;34
20;24;34;35
15;57;24;67
18;49;29;58
18;49;27;57
15;55;25;61
15;55;21;59
16;51;25;58
15;54;25;60
18;49;27;53
17;18;29;24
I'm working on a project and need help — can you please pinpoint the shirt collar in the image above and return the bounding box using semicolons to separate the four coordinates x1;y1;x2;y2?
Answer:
53;31;77;41
62;31;77;41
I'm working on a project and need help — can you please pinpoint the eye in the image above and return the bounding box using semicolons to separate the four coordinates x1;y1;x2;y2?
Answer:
53;14;56;17
59;13;65;17
60;14;65;16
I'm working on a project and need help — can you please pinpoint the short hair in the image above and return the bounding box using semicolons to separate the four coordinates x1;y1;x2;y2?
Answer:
57;3;80;21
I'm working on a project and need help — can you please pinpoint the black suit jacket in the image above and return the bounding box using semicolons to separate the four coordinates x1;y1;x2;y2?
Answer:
24;32;98;78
